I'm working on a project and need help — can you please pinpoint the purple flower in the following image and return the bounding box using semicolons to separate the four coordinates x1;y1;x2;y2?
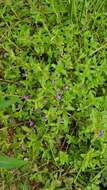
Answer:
22;95;29;100
29;120;35;127
56;89;61;101
98;129;103;137
43;142;48;148
11;169;17;174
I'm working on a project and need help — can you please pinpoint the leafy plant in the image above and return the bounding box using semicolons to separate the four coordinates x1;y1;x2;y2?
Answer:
0;0;107;189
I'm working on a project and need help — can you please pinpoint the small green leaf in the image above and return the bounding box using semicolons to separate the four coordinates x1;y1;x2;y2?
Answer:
0;96;20;111
0;156;27;169
58;151;69;166
63;112;69;131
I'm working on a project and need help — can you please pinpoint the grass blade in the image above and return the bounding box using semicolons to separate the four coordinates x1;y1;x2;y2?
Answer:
0;156;27;169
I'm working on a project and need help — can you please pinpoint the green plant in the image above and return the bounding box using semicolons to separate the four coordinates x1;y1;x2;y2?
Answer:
0;156;26;169
0;0;107;189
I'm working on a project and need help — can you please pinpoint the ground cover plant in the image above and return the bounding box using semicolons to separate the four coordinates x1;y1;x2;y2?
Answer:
0;0;107;189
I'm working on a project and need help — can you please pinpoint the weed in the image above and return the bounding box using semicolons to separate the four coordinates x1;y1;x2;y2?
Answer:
0;0;107;189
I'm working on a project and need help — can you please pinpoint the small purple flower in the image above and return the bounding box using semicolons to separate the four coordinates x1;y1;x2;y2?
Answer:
11;169;17;174
56;89;62;101
29;120;35;127
44;142;48;148
22;95;29;100
98;129;103;137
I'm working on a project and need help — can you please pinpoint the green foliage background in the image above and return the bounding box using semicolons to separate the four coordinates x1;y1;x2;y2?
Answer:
0;0;107;189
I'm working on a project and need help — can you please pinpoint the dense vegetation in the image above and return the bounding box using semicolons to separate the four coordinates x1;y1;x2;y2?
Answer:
0;0;107;189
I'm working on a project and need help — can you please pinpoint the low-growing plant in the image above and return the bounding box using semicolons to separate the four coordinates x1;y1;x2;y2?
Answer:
0;0;107;189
